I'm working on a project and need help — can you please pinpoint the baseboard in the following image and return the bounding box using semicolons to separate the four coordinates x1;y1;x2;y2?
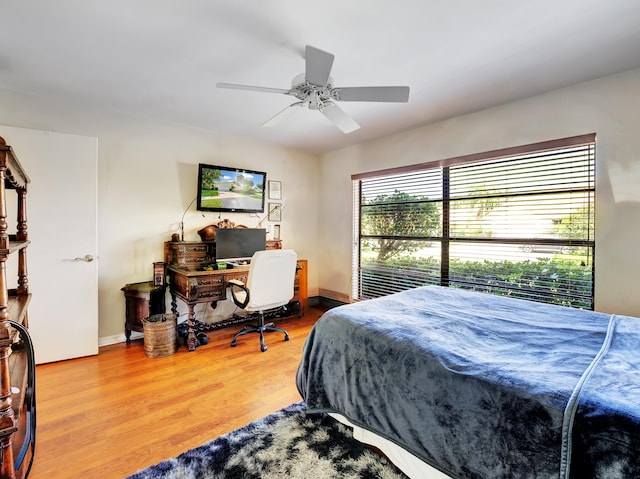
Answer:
99;332;143;347
318;288;350;304
101;293;350;347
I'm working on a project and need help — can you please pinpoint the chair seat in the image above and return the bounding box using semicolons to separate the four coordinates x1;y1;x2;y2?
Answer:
228;249;298;352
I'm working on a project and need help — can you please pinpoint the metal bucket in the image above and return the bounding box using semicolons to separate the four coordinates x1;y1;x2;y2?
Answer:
142;313;177;358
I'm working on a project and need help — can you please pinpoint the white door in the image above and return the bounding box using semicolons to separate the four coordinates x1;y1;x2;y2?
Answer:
1;125;98;363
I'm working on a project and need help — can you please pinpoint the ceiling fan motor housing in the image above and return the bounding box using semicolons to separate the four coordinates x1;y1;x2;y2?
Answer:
291;73;334;110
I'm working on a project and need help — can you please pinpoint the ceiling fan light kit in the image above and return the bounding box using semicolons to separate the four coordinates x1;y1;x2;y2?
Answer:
217;45;410;134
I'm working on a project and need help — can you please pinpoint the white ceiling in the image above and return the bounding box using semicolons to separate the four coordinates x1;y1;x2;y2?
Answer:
2;1;640;154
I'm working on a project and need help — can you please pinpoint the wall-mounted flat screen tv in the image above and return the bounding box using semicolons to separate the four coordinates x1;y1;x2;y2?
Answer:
197;163;266;213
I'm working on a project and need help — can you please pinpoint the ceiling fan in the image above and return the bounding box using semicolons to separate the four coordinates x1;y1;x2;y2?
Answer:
216;45;410;134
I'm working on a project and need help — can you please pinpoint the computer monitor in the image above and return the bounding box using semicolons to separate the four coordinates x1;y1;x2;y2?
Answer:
215;228;266;262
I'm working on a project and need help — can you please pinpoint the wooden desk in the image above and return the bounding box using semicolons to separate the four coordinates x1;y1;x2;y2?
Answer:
167;260;307;351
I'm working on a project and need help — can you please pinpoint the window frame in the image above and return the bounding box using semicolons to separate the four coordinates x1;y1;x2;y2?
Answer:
352;133;596;308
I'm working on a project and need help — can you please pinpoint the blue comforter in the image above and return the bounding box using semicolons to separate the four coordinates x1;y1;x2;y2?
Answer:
296;286;640;478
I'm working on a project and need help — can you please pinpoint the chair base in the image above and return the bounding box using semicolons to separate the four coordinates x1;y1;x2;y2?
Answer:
230;311;289;352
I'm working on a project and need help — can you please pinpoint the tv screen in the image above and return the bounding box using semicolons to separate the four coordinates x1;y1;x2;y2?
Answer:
215;228;266;261
197;163;266;213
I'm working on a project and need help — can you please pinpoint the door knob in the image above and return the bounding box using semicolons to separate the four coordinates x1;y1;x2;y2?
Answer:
74;254;95;262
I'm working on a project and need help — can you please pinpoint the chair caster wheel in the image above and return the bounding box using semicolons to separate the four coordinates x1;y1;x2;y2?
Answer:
284;335;290;341
261;345;268;352
231;340;237;347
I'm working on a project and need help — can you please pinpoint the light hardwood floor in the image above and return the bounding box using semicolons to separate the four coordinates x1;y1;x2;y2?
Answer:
28;306;327;479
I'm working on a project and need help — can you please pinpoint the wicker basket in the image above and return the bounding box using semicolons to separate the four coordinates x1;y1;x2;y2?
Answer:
142;313;178;358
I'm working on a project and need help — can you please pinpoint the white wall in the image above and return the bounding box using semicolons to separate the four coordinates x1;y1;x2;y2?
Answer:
0;90;321;344
2;65;640;350
97;127;321;341
320;67;640;317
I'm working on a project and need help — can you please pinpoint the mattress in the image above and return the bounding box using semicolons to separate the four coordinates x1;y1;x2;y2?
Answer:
296;286;640;478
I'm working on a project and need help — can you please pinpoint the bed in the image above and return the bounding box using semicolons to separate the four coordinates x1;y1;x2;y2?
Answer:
296;285;640;479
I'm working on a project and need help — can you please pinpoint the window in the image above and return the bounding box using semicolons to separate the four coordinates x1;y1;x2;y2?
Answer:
352;134;596;309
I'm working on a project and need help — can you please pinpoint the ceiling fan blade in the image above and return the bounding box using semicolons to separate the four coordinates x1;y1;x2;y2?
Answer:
216;82;291;95
332;86;410;102
305;45;334;87
320;102;360;134
261;102;303;128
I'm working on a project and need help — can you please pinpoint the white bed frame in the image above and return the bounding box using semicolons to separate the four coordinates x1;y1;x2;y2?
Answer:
330;413;451;479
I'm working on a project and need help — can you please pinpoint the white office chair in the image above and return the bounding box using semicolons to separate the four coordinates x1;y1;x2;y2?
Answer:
229;249;298;352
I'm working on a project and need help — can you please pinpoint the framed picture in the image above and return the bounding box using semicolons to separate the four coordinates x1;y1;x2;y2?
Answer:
268;180;282;200
268;202;282;221
273;224;281;240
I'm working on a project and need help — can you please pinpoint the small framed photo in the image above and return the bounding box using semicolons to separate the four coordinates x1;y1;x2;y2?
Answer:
268;203;282;221
268;180;282;200
273;224;281;240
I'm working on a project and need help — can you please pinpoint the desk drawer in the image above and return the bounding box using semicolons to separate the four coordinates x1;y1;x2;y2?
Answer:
169;272;224;302
197;288;225;301
225;271;248;286
165;242;213;270
197;276;224;288
196;276;225;301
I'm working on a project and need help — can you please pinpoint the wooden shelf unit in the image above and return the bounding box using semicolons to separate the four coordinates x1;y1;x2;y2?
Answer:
0;136;33;479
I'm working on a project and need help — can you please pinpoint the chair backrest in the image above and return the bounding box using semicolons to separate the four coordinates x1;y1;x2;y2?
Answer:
244;249;298;311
